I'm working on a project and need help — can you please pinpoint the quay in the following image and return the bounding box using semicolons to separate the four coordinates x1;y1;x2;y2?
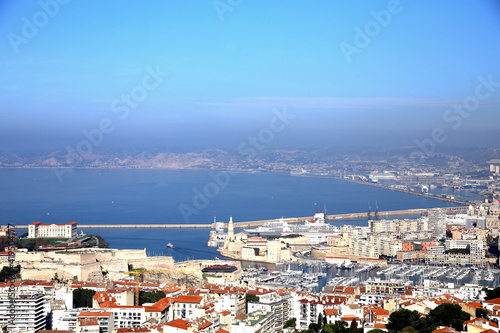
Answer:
12;206;466;229
332;176;470;206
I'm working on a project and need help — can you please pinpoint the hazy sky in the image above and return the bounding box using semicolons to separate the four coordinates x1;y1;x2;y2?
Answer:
1;1;500;151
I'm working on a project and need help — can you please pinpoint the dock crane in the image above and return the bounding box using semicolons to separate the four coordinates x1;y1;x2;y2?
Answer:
119;268;199;306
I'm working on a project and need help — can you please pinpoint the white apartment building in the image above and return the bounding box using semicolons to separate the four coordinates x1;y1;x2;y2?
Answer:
172;295;204;320
368;218;429;234
428;208;446;239
28;221;77;238
78;311;114;333
349;238;379;258
368;235;402;257
102;306;145;328
231;310;275;333
295;297;344;330
445;239;486;257
248;297;292;333
213;292;245;315
0;291;46;332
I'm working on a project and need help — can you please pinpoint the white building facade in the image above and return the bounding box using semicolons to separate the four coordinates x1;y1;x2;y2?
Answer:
0;292;46;332
28;221;77;238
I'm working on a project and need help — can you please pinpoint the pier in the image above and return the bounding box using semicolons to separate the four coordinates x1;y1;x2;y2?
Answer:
12;206;466;229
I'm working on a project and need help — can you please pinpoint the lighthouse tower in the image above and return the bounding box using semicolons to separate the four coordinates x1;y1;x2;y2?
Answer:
227;216;234;240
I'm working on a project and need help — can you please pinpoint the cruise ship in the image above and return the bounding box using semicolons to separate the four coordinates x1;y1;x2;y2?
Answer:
244;212;341;244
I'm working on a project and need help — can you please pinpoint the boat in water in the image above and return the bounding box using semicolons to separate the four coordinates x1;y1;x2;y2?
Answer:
244;211;341;244
166;242;174;248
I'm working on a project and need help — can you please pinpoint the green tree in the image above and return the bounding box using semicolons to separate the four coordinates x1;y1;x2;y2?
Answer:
425;303;470;331
367;330;386;333
400;326;417;333
0;236;10;251
322;321;349;333
18;238;36;251
349;319;360;333
284;317;296;329
308;322;319;332
73;288;96;308
387;309;421;332
139;290;166;305
34;238;49;249
245;293;259;313
0;265;20;282
476;308;489;319
318;313;324;331
485;287;500;301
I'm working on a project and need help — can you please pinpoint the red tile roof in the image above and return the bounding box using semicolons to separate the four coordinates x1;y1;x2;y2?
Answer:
324;309;339;316
173;295;203;304
484;297;500;305
432;327;459;333
29;221;77;226
78;318;99;326
115;328;151;333
464;318;498;329
468;301;484;308
374;309;390;316
165;319;190;330
79;311;112;317
93;291;117;304
373;323;387;328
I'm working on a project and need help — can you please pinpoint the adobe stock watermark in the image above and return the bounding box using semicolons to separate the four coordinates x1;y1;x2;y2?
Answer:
339;0;404;64
54;65;169;182
178;107;295;223
213;0;242;21
410;74;499;162
7;0;70;54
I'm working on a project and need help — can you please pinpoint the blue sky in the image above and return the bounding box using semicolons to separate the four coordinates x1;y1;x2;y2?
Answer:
1;0;500;151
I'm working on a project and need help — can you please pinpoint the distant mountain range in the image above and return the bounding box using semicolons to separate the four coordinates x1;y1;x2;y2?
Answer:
0;146;498;171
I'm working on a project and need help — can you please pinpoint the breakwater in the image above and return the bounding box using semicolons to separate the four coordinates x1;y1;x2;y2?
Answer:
12;206;466;229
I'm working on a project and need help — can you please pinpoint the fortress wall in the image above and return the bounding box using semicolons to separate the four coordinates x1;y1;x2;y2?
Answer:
128;256;175;270
21;261;104;281
48;252;97;265
16;252;44;262
113;249;148;260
